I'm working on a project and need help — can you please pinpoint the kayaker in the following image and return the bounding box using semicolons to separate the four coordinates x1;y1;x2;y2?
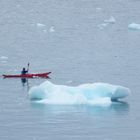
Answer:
21;63;29;75
21;67;28;75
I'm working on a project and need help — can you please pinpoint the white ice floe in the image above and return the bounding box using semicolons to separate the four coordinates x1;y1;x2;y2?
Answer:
36;23;46;28
104;16;116;24
49;26;55;32
98;16;116;29
128;23;140;30
98;23;108;29
29;81;130;105
96;7;102;12
0;56;8;60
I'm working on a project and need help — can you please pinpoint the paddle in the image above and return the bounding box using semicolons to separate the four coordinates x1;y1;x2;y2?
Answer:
27;63;30;72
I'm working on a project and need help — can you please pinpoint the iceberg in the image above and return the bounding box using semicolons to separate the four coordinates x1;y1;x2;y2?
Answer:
128;23;140;30
29;81;130;105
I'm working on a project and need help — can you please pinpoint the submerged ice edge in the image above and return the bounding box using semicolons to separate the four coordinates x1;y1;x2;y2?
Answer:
29;81;130;105
31;97;112;107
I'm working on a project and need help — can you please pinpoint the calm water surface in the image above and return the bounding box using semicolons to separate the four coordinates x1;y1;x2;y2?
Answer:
0;0;140;139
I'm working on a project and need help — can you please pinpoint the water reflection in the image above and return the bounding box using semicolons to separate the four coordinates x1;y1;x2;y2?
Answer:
21;78;28;86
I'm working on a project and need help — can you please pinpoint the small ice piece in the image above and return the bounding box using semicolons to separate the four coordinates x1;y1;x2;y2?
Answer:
98;23;108;29
98;16;116;29
0;56;8;60
104;16;116;24
128;23;140;30
49;26;55;32
36;23;46;28
96;7;102;12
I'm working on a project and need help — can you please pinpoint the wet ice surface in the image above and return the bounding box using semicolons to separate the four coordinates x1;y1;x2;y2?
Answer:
29;81;130;105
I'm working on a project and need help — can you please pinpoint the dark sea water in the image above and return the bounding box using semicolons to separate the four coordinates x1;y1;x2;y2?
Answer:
0;0;140;139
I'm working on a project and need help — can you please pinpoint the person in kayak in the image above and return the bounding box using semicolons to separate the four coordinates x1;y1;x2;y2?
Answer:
21;63;30;75
21;67;28;75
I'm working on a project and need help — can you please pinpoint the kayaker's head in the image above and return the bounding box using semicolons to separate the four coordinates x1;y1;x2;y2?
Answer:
23;67;26;71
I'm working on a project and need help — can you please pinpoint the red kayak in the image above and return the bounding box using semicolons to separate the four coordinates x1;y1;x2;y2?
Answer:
3;72;51;78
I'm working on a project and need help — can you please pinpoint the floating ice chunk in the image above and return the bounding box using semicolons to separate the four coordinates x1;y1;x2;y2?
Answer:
98;16;116;29
98;23;108;29
128;23;140;30
96;7;102;12
36;23;46;28
29;81;130;105
0;56;8;60
104;16;116;24
49;26;55;32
